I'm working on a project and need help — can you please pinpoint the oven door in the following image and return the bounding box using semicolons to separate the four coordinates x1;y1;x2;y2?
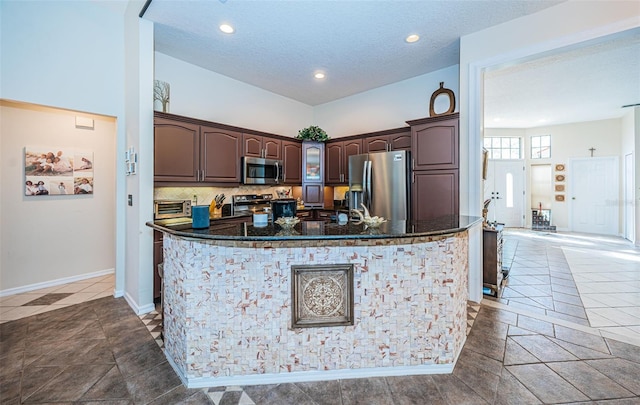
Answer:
243;157;282;184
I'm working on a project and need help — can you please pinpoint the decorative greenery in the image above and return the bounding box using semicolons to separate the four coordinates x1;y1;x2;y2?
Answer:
296;125;330;142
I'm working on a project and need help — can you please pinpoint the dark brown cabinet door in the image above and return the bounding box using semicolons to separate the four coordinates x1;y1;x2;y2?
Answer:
281;140;302;184
243;134;263;158
303;184;324;206
154;119;200;182
389;131;411;151
263;138;281;160
412;118;458;170
325;142;343;184
364;136;389;153
243;134;281;159
200;126;242;183
411;170;459;221
342;139;362;183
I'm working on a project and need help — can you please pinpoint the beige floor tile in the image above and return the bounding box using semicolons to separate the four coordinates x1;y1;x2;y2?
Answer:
89;289;114;300
52;282;94;293
0;305;47;321
0;293;46;307
54;292;98;305
80;282;113;293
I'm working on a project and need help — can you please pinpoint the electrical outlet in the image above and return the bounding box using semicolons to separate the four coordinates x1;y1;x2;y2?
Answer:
128;195;133;206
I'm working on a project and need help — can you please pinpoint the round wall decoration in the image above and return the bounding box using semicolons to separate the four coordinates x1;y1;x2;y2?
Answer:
555;164;565;171
555;174;565;182
429;82;456;117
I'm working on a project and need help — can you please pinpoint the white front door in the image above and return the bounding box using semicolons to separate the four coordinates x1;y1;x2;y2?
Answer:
484;160;525;227
570;156;618;235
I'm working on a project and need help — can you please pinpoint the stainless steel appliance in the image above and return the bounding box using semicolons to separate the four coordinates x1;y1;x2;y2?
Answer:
348;150;410;220
231;193;274;216
242;156;283;185
271;199;297;222
154;199;192;219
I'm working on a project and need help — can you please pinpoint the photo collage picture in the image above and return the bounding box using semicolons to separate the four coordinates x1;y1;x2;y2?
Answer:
24;147;94;196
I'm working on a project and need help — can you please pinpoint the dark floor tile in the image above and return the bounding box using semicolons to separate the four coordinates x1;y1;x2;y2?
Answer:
241;383;280;404
516;314;555;336
554;300;588;319
503;337;540;366
502;299;548;314
494;368;542;405
115;339;166;377
550;276;578;287
526;295;556;310
255;382;317;405
22;293;74;306
587;358;640;395
477;306;518;325
551;284;581;296
78;401;133;405
508;284;552;297
453;357;500;402
548;337;613;360
125;361;182;404
431;374;490;405
468;317;510;340
501;288;526;299
109;328;158;358
554;324;610;353
81;364;130;401
552;291;585;306
547;361;635;400
385;375;446;405
511;335;578;362
218;390;244;405
294;380;342;405
147;385;210;405
507;324;538;336
0;371;21;404
29;338;114;367
340;377;394;405
19;365;64;402
605;338;640;364
0;348;24;379
544;310;591;326
464;328;507;361
456;347;504;376
506;275;550;286
23;364;113;402
506;363;590;403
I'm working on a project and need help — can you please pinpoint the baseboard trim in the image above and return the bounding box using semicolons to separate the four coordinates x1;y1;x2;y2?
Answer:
164;351;454;389
123;291;155;315
0;269;115;297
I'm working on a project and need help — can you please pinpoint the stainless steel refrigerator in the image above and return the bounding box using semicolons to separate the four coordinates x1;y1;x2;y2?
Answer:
348;150;410;220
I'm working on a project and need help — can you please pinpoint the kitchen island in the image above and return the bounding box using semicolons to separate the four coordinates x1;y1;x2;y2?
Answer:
148;216;481;388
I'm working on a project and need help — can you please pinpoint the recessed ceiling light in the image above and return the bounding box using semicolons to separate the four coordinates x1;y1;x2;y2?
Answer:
314;72;325;80
219;24;234;34
405;34;420;43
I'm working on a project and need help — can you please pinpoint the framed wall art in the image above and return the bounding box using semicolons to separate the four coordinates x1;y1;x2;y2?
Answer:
24;147;94;196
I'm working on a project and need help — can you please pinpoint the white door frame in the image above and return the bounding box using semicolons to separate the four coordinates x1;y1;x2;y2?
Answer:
624;153;635;242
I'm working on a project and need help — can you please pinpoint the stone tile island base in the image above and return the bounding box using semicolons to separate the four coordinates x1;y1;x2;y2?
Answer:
162;232;469;388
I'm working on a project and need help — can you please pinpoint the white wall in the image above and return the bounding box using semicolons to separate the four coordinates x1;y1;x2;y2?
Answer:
314;65;459;138
486;119;624;231
155;52;313;137
0;101;116;292
0;1;130;300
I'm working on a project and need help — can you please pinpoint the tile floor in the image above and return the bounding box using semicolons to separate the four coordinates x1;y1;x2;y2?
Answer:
1;229;640;404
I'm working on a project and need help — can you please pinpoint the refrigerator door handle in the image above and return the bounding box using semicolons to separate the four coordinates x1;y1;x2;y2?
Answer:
362;160;368;206
366;160;372;210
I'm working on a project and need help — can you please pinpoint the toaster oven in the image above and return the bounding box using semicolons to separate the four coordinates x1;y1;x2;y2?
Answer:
154;200;192;219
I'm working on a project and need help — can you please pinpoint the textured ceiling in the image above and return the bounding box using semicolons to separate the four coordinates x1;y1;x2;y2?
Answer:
142;0;639;128
484;28;640;128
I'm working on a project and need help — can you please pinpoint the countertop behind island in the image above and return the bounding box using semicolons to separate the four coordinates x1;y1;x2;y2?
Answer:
147;215;482;242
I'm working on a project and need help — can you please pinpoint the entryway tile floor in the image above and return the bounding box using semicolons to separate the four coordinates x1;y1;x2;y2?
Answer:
2;230;640;404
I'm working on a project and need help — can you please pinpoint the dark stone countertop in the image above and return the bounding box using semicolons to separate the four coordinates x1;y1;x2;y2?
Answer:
147;215;482;242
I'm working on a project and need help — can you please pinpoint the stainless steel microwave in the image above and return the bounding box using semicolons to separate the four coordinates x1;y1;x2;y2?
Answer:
242;156;283;185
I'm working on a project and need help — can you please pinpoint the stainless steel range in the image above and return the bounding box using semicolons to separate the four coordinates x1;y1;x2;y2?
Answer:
231;193;274;216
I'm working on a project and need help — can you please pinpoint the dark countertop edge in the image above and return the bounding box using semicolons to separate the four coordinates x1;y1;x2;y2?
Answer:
146;216;483;242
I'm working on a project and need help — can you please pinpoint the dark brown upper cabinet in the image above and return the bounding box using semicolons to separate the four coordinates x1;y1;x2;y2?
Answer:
325;139;362;184
363;130;411;153
281;140;302;184
154;117;241;183
243;134;281;159
410;115;458;171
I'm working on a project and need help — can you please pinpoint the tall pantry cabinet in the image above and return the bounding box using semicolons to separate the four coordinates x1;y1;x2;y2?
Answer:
407;113;459;221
